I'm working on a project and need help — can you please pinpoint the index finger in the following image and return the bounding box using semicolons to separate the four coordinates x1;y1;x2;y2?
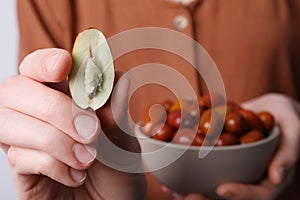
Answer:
0;75;100;144
19;48;72;83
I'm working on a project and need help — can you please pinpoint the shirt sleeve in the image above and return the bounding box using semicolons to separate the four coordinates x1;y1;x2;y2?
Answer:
17;0;75;62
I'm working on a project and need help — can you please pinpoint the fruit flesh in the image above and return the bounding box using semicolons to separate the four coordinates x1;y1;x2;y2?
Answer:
84;54;103;99
69;29;115;110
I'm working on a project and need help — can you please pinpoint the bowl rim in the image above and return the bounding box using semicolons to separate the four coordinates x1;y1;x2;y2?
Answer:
135;125;280;151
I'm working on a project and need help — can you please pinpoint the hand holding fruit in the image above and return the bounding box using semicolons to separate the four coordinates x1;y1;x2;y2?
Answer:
216;94;300;200
0;47;146;200
141;93;299;200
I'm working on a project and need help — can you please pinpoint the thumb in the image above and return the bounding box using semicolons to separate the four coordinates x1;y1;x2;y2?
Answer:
19;48;71;83
268;121;299;185
19;48;72;94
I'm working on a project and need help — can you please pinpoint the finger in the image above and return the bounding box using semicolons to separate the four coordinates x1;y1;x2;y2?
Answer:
0;75;100;144
8;146;86;187
19;48;72;83
268;117;300;185
0;107;96;170
96;71;140;151
216;180;274;200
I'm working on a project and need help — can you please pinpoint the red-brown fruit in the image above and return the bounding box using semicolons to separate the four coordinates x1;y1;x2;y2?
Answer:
240;130;264;144
173;128;206;146
214;133;240;146
198;109;212;135
192;134;208;146
151;123;174;142
167;110;181;129
238;109;264;131
224;111;248;135
199;109;223;136
258;111;275;132
167;110;198;129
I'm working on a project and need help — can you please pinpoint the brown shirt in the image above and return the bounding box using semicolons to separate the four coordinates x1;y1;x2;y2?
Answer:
17;0;300;199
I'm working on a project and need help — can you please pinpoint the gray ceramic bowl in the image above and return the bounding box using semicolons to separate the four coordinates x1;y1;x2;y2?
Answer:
135;126;280;198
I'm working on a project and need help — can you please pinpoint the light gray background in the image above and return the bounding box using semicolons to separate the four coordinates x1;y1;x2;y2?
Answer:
0;1;19;199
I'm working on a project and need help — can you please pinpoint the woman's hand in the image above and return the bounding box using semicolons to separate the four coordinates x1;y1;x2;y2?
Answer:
162;93;300;200
0;48;146;200
216;93;300;200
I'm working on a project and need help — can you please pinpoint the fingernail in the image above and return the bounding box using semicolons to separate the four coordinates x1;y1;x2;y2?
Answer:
45;53;63;72
74;114;99;143
73;143;97;164
70;168;86;183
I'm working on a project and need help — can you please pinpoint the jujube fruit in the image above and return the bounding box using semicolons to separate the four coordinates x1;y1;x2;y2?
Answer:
258;111;274;132
214;133;240;146
151;123;174;142
238;109;264;131
240;130;264;144
224;111;248;135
